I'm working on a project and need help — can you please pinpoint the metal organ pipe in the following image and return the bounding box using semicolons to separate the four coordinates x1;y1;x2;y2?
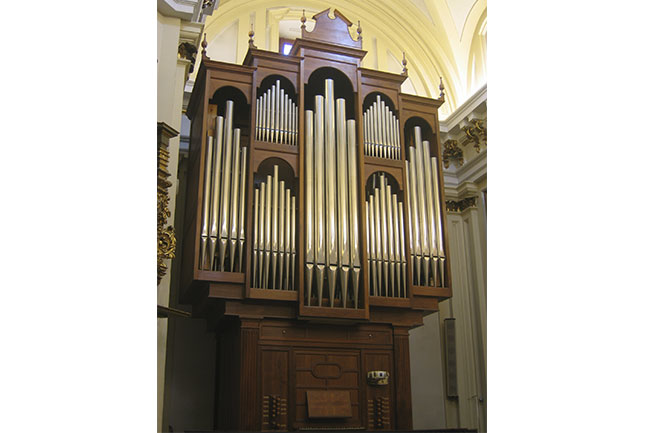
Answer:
254;80;298;145
363;95;400;160
251;165;296;291
365;174;407;298
404;126;446;287
197;100;247;273
303;78;360;308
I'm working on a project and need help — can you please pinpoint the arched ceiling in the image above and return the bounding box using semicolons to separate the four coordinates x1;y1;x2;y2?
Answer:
193;0;486;119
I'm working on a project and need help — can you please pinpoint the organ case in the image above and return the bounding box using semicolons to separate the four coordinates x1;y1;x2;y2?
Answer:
181;8;451;431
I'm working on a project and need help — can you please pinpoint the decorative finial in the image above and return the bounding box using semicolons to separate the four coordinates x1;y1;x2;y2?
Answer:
439;76;445;99
402;52;408;75
300;9;306;30
248;23;257;48
201;33;208;59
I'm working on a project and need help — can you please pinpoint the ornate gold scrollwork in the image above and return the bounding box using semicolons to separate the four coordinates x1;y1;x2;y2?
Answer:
158;123;179;285
445;196;478;213
442;139;464;168
461;118;487;153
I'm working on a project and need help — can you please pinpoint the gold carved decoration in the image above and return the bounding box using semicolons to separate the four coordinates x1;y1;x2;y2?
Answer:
461;118;487;153
446;197;478;213
442;139;464;168
158;122;179;285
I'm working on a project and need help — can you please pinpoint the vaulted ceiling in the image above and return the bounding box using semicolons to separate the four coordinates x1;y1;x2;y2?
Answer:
195;0;486;119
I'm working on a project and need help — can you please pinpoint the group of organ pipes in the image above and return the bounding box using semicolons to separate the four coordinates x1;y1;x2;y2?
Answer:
197;91;448;297
363;95;401;160
304;79;361;308
366;174;407;298
199;100;247;273
252;166;297;290
255;79;298;145
405;126;446;287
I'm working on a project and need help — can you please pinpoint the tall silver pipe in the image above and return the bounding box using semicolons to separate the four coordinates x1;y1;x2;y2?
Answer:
258;182;266;287
264;173;272;288
252;188;259;287
219;100;234;271
398;202;407;297
385;105;392;159
280;88;285;144
270;85;276;143
314;95;325;306
200;136;214;270
379;177;389;296
363;112;368;155
431;156;446;287
375;95;386;158
372;103;379;158
336;98;350;307
271;165;279;289
386;183;395;296
414;128;430;285
395;115;400;159
262;90;269;141
368;106;374;157
278;180;285;289
255;98;260;141
373;185;382;295
229;129;241;271
347;118;360;308
408;154;421;285
237;146;247;272
209;116;224;271
290;195;296;291
405;164;413;287
368;195;377;296
422;139;438;286
284;189;291;290
325;79;338;306
392;193;401;297
305;110;314;303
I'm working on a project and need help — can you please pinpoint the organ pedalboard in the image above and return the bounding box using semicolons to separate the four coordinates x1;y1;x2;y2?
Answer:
181;8;452;432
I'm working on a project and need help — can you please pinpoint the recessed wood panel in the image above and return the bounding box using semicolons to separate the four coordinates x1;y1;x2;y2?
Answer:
307;390;352;418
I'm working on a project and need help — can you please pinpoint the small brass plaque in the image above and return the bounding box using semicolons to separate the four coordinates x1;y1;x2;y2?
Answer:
306;390;352;418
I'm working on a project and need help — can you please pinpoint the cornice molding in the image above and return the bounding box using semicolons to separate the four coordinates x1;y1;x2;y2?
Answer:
440;83;487;133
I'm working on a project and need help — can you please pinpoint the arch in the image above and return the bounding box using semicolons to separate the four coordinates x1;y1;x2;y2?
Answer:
304;66;356;117
210;86;251;133
254;157;297;195
364;169;404;199
403;116;439;159
257;74;297;101
363;91;397;113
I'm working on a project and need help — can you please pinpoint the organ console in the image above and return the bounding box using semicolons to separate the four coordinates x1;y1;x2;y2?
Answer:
181;8;452;431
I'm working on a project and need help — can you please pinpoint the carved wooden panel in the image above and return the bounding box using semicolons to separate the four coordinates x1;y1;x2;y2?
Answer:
293;350;362;429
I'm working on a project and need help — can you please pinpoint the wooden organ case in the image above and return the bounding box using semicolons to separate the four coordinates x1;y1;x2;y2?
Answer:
181;9;452;432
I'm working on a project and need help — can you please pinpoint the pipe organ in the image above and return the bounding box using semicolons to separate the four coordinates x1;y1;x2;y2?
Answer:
181;8;452;432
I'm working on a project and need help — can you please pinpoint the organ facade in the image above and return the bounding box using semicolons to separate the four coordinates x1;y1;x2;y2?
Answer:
181;8;452;431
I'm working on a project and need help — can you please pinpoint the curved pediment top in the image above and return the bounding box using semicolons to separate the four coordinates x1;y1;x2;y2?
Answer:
301;8;361;49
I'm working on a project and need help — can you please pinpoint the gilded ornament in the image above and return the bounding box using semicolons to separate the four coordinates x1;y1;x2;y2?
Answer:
446;197;478;213
442;139;464;168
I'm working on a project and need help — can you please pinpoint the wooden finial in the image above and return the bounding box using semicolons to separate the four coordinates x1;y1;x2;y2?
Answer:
439;76;445;99
300;9;306;30
201;33;209;59
248;23;257;48
402;52;408;75
357;20;362;42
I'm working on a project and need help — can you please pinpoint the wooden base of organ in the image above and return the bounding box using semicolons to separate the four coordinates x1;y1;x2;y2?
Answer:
215;318;415;431
181;8;451;432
